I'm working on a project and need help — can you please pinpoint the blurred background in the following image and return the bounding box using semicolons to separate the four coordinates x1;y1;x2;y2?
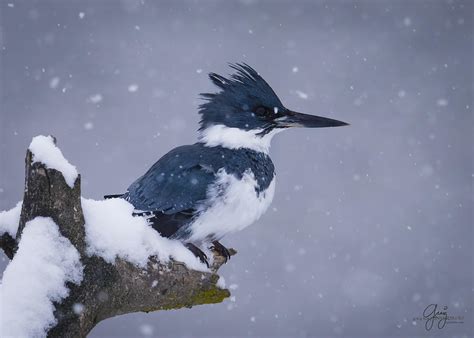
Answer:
0;0;472;337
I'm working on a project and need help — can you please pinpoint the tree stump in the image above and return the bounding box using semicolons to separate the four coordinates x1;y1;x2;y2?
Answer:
0;138;234;337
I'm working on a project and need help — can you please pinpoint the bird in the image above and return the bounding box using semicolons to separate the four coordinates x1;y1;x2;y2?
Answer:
105;63;348;266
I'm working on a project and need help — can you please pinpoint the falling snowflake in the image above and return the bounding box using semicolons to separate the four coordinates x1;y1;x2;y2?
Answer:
72;303;84;315
84;122;94;130
295;90;308;100
436;98;448;106
88;94;103;104
128;84;139;92
139;324;154;336
49;77;60;89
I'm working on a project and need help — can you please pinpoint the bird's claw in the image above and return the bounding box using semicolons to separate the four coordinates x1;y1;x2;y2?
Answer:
211;240;231;263
185;243;209;268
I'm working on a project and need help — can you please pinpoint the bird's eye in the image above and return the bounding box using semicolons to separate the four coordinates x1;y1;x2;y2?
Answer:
255;106;269;116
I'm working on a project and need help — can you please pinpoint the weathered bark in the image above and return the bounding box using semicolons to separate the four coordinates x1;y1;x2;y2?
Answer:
17;147;86;254
0;138;234;337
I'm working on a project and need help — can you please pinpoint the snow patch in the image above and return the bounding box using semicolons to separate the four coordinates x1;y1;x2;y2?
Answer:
0;217;83;337
216;276;226;289
29;135;78;188
0;201;22;236
82;198;207;271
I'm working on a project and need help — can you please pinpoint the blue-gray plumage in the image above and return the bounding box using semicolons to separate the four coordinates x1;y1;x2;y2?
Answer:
125;144;274;212
105;63;348;266
123;144;274;240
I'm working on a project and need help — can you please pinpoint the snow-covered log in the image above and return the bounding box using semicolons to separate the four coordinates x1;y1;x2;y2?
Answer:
0;136;234;338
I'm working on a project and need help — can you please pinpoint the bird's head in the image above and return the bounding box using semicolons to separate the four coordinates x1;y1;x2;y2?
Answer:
198;63;348;153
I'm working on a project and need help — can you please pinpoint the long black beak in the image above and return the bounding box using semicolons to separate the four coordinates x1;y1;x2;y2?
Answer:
275;110;349;128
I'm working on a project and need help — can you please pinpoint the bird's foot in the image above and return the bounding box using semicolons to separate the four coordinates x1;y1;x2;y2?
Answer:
185;243;209;268
210;240;231;263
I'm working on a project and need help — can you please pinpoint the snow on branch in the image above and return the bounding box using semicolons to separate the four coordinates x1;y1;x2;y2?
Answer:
1;217;83;337
28;135;78;188
81;198;207;270
0;136;234;337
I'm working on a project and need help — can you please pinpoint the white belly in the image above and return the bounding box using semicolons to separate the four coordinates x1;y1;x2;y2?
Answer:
188;169;275;242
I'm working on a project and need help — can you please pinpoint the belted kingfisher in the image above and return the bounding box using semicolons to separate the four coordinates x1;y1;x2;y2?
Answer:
105;63;348;266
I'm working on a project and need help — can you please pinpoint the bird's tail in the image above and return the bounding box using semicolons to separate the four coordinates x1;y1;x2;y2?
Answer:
104;194;125;199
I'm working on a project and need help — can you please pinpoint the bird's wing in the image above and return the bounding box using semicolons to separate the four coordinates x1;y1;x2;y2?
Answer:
124;144;218;214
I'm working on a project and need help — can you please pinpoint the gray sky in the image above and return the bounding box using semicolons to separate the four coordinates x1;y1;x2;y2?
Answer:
1;0;472;337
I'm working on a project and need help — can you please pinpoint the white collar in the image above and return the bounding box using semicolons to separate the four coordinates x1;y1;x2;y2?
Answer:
198;124;282;154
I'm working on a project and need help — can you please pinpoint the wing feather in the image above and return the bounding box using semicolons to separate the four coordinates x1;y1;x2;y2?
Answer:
125;145;217;214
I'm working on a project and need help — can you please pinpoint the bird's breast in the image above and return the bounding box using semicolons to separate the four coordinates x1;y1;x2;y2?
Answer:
188;169;276;242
